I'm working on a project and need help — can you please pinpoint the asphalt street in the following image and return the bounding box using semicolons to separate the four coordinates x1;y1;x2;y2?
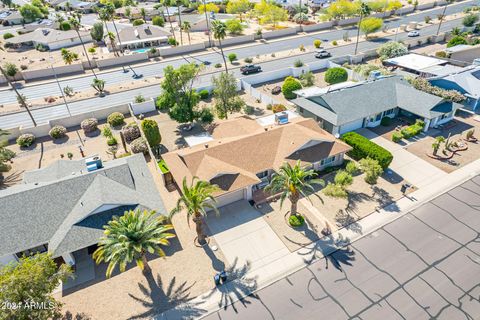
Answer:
0;0;477;129
200;175;480;320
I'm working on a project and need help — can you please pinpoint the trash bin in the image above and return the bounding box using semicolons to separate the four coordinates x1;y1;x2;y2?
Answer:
214;273;221;286
401;183;411;194
220;271;227;284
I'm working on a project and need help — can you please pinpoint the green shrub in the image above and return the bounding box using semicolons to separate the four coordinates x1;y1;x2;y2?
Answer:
152;16;165;27
244;57;253;63
3;33;14;40
293;59;304;67
463;13;479;27
59;21;71;31
228;53;237;63
130;137;148;154
313;39;322;48
392;132;403;143
214;63;222;68
380;117;392;126
16;133;35;147
332;40;338;45
345;161;359;175
122;122;141;142
132;19;145;26
168;37;178;46
157;159;170;173
80;118;98;133
341;132;393;169
226;18;244;34
435;51;447;58
243;105;255;115
323;182;348;198
49;125;67;139
447;35;468;48
200;108;214;124
272;104;287;113
400;120;424;139
282;76;302;99
359;157;383;184
334;170;353;187
107;136;118;146
141;119;161;147
288;214;305;227
107;112;125;127
324;67;348;84
199;89;209;100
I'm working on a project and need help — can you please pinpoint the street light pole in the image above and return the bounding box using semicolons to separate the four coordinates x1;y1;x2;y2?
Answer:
50;57;71;116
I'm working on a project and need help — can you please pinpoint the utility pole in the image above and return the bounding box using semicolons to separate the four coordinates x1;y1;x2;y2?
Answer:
50;57;71;116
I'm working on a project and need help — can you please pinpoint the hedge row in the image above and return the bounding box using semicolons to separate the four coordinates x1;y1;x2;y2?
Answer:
341;132;393;169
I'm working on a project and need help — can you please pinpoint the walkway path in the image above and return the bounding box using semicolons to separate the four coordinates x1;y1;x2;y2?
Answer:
357;128;447;188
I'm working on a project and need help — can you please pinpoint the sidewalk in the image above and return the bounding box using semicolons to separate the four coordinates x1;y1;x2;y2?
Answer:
156;157;480;320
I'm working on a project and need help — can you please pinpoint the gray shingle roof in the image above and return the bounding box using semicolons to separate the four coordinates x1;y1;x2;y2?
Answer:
292;76;459;126
5;28;90;45
118;25;171;44
0;154;166;258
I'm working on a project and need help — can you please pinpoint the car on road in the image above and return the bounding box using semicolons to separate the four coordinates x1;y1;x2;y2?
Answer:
240;64;262;75
407;30;420;37
314;49;331;59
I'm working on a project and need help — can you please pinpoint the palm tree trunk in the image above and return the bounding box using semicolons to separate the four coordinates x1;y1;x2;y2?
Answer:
110;19;129;72
0;66;36;126
76;30;98;79
193;213;206;245
354;13;362;55
177;4;183;46
165;6;177;43
141;254;151;274
219;40;228;73
187;31;191;45
436;3;449;36
289;193;299;216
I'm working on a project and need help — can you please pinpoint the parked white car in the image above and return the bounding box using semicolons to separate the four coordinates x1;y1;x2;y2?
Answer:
408;30;420;37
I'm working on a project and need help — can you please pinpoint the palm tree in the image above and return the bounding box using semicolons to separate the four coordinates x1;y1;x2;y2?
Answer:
211;20;228;73
182;21;191;45
61;48;78;64
265;161;324;217
69;12;98;79
354;2;371;55
160;0;177;44
106;31;118;56
176;0;184;45
0;43;36;126
170;177;219;245
93;209;175;278
436;0;454;36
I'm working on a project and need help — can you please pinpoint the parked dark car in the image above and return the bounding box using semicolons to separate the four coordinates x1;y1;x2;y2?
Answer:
240;64;262;75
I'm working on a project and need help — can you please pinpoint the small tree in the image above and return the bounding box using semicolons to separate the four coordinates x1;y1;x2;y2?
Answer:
324;67;348;85
19;3;44;22
226;18;244;34
152;15;165;27
212;72;244;119
376;41;408;60
299;71;315;87
282;76;302;99
90;22;104;42
91;78;106;95
141;119;162;147
133;19;145;26
313;39;322;48
323;170;353;198
359;17;382;39
447;35;468;48
0;253;72;320
198;2;220;13
226;0;250;22
359;157;383;184
61;48;78;65
3;62;18;78
227;53;237;63
432;136;445;155
462;13;479;27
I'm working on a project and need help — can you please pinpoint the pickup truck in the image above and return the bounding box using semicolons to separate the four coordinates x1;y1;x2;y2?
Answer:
240;64;262;75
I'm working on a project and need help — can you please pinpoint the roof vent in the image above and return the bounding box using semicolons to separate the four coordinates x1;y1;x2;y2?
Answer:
85;155;103;172
204;144;209;148
264;127;268;131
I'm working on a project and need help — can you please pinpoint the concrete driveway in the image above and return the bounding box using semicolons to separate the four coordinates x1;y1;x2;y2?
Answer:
206;201;289;272
357;129;447;188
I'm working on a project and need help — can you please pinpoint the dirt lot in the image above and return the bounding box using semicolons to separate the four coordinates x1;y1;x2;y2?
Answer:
405;111;480;173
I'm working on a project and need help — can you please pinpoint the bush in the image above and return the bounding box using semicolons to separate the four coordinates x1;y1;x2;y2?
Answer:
80;118;98;133
16;133;35;147
359;157;383;184
152;16;165;27
243;105;255;115
447;36;468;48
392;132;403;143
377;41;408;60
324;67;348;85
214;63;222;68
313;39;322;48
463;13;479;27
107;112;125;127
200;108;214;124
122;122;141;142
288;214;305;227
141;119;161;147
282;76;302;99
380;117;392;126
3;33;14;39
228;53;237;63
345;161;359;175
132;19;145;26
168;37;178;46
20;64;28;70
332;40;338;45
199;89;209;100
134;94;145;103
334;170;353;187
49;125;67;139
424;16;431;23
400;119;425;139
226;18;244;34
107;136;118;146
244;57;253;63
293;59;304;67
59;21;71;31
323;182;348;198
435;51;447;58
272;104;287;113
341;132;393;169
130;137;148;154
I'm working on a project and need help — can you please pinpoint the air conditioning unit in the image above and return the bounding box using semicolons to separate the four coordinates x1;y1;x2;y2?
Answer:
85;155;103;172
275;111;289;125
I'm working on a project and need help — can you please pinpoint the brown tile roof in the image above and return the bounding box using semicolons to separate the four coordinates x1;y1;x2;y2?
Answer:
163;117;351;195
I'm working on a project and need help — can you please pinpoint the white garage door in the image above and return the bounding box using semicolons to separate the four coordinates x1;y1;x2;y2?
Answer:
339;119;364;134
215;189;245;208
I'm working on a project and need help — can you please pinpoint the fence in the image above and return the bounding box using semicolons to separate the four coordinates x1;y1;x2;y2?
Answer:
96;53;149;69
262;28;298;40
159;43;206;56
22;64;84;82
214;35;255;47
301;21;335;32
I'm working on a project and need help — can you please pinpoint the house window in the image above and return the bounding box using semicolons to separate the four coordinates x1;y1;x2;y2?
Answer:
383;108;395;116
256;170;269;179
16;244;48;259
321;156;335;166
440;112;452;120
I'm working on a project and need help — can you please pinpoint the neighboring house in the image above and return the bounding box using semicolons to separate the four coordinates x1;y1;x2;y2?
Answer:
114;25;171;50
55;0;97;13
4;28;92;50
292;76;461;135
163;115;351;208
384;53;454;77
181;13;235;32
446;44;480;65
0;154;166;268
429;65;480;111
115;6;160;20
0;10;24;25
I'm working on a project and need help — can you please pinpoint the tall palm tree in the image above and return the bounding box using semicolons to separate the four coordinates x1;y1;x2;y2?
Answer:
160;0;177;43
265;161;324;217
93;209;175;278
182;21;191;45
69;12;98;79
170;177;219;245
354;2;371;55
436;0;454;36
106;31;118;56
176;0;184;45
0;44;36;126
211;20;228;73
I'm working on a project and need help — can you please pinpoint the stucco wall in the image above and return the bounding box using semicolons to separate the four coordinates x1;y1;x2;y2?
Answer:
262;28;297;40
96;53;149;69
22;63;84;82
159;42;206;56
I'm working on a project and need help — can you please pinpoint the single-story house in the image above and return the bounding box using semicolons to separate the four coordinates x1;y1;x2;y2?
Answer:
0;154;166;268
180;13;235;32
163;115;351;208
115;6;160;20
0;10;24;25
292;76;461;135
429;65;480;111
55;0;97;13
446;44;480;65
114;25;171;50
4;28;92;50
